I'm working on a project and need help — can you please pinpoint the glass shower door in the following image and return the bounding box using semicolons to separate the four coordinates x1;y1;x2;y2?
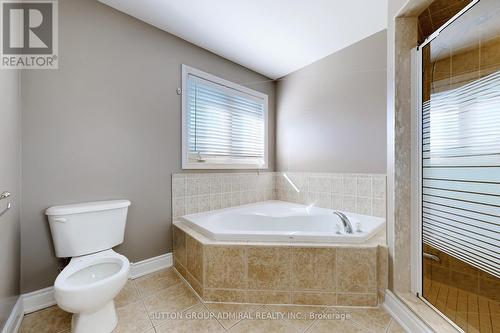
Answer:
420;0;500;331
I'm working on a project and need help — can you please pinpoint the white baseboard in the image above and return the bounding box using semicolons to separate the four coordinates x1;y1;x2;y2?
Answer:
1;297;23;333
383;290;433;333
22;286;56;314
20;252;173;316
129;252;173;279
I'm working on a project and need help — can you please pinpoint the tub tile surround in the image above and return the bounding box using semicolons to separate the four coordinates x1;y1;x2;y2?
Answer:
172;172;275;219
173;225;389;307
275;172;386;218
172;171;388;307
172;171;386;219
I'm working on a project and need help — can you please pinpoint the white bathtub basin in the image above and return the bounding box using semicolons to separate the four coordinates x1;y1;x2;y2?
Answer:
179;200;385;243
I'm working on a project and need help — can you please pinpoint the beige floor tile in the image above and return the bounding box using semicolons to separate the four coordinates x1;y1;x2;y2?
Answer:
263;305;326;331
19;306;71;333
16;268;402;333
115;279;141;308
306;307;370;333
228;317;300;333
308;318;368;333
113;300;152;333
155;304;225;333
332;306;392;332
387;319;406;333
205;303;262;329
134;268;182;297
143;282;200;326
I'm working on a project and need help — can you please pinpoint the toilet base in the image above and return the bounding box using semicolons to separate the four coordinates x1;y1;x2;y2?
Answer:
72;301;118;333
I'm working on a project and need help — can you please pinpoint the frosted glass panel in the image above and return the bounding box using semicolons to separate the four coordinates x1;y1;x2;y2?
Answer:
420;0;500;331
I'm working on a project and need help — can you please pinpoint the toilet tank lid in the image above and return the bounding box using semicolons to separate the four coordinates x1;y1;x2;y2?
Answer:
45;200;131;216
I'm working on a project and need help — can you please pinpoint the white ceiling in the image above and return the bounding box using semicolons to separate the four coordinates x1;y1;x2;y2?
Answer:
99;0;387;79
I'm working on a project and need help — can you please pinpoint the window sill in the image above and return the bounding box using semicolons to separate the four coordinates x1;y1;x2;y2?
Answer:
182;162;268;170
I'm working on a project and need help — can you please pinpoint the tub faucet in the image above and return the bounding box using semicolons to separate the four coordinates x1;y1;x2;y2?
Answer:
333;211;353;234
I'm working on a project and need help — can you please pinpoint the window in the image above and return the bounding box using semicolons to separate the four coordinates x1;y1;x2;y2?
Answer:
181;65;268;169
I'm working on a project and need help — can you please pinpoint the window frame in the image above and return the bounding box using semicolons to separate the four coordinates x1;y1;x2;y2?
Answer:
181;64;269;169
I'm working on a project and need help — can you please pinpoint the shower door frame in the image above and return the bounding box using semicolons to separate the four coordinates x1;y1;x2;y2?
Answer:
409;0;480;328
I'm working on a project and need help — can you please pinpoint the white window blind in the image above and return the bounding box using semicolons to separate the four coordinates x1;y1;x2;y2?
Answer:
182;65;268;169
422;70;500;278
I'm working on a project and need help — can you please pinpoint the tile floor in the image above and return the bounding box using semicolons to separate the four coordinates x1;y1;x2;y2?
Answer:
423;277;500;333
18;267;405;333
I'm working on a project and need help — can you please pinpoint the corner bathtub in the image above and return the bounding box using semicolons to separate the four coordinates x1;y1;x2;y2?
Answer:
180;200;385;243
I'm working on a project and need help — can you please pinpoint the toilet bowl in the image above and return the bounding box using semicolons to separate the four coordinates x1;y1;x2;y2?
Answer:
46;199;131;333
54;250;130;333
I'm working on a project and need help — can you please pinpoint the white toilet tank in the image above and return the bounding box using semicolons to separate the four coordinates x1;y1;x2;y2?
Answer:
46;200;131;258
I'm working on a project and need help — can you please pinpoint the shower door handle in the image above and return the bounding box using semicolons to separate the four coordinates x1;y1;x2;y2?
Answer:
423;252;441;263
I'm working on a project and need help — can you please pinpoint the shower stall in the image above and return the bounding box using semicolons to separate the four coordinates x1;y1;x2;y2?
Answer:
414;0;500;331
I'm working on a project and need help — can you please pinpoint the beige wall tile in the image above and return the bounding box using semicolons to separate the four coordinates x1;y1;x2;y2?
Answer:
342;196;356;213
357;176;372;197
186;271;203;298
246;290;292;304
174;261;187;279
342;176;357;196
377;246;389;292
355;197;372;215
247;247;291;290
197;195;210;212
337;293;378;307
205;246;246;289
173;226;186;268
203;288;247;303
378;290;385;304
479;277;500;302
210;194;222;210
292;292;337;306
372;176;386;199
172;197;186;218
480;36;500;74
372;198;386;218
337;247;377;293
186;235;203;283
172;176;186;198
292;247;336;291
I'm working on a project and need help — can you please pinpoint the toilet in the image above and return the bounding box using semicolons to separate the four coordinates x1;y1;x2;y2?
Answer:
46;200;131;333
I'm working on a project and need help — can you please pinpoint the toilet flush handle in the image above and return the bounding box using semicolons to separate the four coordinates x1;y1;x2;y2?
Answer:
52;217;67;223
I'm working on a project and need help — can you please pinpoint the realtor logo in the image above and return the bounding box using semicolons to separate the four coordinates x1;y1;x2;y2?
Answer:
1;0;58;69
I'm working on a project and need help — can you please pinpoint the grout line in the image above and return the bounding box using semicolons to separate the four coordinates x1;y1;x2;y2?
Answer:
140;298;155;332
302;306;330;333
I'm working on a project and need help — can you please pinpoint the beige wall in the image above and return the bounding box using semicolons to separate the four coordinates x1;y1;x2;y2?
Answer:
0;71;21;327
20;0;276;293
276;30;387;174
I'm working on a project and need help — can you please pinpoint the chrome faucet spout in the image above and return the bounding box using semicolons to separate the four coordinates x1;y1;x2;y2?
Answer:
333;211;353;234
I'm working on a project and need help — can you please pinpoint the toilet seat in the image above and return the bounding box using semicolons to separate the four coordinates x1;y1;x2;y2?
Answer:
54;249;129;323
55;250;129;292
